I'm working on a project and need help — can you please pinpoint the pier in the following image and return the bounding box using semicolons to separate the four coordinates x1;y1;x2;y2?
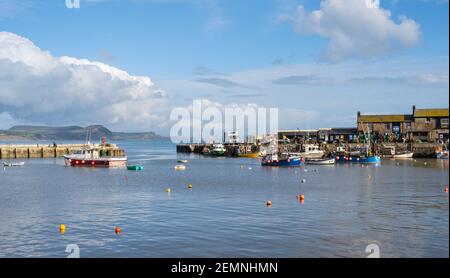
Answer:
0;144;125;159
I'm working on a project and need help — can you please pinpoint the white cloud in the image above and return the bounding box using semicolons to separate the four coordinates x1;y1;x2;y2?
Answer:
0;32;168;132
279;0;421;62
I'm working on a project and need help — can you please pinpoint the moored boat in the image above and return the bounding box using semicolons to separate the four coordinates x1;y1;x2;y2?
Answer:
261;153;303;167
64;145;127;167
305;158;335;165
211;144;226;156
238;152;260;158
3;162;25;167
127;165;144;171
382;146;413;159
334;155;381;163
288;144;324;159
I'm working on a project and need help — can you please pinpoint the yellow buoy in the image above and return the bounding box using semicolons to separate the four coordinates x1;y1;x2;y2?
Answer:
166;188;171;193
59;224;66;234
188;184;193;189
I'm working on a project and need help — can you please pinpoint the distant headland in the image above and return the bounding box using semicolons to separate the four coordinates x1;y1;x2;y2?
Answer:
0;125;168;141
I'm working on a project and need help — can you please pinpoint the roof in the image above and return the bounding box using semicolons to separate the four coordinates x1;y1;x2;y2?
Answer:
414;108;449;118
357;114;412;123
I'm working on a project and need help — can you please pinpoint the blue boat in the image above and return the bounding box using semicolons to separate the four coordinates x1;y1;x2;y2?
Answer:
334;155;381;163
261;153;303;167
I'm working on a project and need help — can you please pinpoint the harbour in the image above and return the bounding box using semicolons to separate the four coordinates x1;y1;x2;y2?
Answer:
0;140;448;258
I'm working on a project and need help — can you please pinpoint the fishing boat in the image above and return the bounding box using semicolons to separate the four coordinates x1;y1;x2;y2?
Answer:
261;153;303;167
305;158;335;165
64;145;127;167
177;159;189;163
289;144;324;159
3;162;25;167
334;154;381;163
382;146;413;159
238;152;260;158
211;144;226;156
334;123;382;164
238;144;260;158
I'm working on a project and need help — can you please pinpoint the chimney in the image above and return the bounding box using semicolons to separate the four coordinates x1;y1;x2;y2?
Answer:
412;105;416;115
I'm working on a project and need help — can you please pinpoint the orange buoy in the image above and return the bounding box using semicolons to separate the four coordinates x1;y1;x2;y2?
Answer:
115;227;121;235
445;187;449;193
298;194;305;201
266;200;272;206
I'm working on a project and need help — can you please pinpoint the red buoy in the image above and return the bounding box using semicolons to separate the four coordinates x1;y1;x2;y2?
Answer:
115;227;121;235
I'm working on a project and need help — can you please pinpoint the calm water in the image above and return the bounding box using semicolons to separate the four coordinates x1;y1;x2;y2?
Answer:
0;141;448;258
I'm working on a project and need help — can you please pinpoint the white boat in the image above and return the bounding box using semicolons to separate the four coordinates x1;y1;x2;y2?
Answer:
382;146;413;159
63;145;127;167
211;144;226;156
305;158;335;165
288;144;324;159
3;162;25;167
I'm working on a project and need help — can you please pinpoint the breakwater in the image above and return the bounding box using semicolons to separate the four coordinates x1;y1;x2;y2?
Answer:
0;144;125;159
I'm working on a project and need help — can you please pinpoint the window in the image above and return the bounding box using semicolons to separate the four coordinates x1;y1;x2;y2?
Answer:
441;118;449;127
405;122;412;129
384;123;390;129
425;117;431;123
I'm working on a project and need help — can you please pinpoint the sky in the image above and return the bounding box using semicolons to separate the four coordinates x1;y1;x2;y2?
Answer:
0;0;448;135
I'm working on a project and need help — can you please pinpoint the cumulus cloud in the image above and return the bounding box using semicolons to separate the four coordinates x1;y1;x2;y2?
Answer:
0;32;168;132
279;0;421;62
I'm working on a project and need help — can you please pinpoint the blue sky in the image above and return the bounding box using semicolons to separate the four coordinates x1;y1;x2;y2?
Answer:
0;0;448;134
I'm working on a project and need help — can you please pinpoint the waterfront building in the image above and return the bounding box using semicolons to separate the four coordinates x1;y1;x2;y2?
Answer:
278;129;319;143
357;106;449;143
408;106;449;142
318;128;358;143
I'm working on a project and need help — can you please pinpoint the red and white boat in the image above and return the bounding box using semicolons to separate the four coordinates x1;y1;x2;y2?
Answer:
64;145;127;167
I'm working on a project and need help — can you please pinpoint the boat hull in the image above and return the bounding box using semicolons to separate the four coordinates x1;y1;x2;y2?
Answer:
64;156;127;167
238;153;260;158
384;152;414;159
306;158;335;165
335;155;381;163
262;157;303;167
